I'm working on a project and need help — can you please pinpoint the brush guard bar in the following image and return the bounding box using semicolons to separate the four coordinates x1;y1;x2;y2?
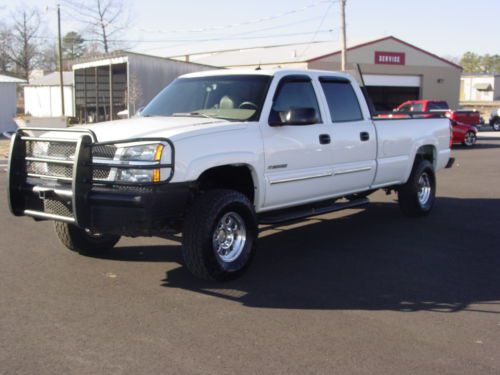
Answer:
7;127;175;228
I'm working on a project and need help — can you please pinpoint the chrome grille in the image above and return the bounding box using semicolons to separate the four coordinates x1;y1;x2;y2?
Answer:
93;166;111;180
24;140;116;181
92;145;117;159
26;161;73;179
25;140;76;160
44;198;73;218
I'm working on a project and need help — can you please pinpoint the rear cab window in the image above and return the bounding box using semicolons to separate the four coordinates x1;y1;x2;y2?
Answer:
319;77;363;122
427;101;449;111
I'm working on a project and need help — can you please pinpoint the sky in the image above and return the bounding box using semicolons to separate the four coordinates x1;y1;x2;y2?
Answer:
1;0;499;59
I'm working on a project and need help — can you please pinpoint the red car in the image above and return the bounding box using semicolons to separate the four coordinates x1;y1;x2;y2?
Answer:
450;119;477;147
394;100;481;127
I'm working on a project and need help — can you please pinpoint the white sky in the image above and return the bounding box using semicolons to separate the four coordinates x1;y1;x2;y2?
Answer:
2;0;499;58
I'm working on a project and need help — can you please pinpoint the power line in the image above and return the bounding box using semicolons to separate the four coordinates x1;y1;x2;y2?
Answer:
32;29;338;44
127;0;338;35
299;0;337;58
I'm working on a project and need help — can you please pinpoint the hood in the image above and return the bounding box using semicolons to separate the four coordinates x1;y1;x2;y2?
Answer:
74;116;243;142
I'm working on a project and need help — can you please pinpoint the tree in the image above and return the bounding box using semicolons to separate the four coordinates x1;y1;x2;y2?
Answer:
4;8;42;80
460;52;482;73
0;24;13;74
127;73;143;115
460;52;500;73
62;31;86;60
62;0;131;54
38;43;59;72
481;54;500;73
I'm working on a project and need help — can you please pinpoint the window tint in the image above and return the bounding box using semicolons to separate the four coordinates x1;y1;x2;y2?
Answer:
411;103;423;112
427;101;449;110
397;104;411;112
320;80;363;122
270;80;321;122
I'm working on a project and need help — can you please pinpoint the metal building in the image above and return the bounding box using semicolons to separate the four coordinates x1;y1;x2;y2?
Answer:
175;36;462;111
71;51;216;124
24;71;74;117
0;74;26;133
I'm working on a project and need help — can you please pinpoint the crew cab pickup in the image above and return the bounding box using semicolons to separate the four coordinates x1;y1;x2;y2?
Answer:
7;69;452;280
394;100;481;127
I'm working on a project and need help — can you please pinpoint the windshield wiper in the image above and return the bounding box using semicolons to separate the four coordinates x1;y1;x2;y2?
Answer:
172;111;216;119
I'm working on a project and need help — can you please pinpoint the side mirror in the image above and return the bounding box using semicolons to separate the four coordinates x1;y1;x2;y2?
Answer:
269;107;319;126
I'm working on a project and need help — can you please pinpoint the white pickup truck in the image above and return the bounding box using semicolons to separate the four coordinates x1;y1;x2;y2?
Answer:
8;69;453;280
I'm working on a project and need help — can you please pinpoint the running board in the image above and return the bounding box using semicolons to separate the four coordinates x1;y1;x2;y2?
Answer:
258;197;369;225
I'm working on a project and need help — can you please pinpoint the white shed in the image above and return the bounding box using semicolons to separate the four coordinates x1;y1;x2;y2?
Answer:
0;74;26;133
24;72;74;117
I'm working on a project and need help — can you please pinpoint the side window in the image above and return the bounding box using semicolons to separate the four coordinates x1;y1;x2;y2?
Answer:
411;103;423;112
398;104;412;112
270;79;321;123
320;79;363;122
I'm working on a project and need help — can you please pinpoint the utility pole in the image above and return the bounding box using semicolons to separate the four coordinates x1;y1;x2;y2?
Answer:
340;0;347;71
57;4;65;117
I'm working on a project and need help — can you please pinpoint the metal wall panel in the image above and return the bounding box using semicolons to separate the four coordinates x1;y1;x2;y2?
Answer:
0;83;18;132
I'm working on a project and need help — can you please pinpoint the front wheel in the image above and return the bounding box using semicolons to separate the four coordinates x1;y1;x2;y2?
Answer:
398;160;436;217
54;222;121;254
462;131;477;147
182;189;257;281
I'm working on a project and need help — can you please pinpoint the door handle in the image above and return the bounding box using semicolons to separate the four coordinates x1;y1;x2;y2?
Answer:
319;134;331;144
360;132;370;141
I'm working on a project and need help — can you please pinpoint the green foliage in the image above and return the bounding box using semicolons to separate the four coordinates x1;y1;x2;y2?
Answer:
461;52;500;73
62;31;86;60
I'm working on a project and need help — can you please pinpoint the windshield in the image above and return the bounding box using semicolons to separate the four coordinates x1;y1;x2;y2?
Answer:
141;75;272;122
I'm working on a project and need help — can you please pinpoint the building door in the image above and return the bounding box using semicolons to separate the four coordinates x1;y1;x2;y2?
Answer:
364;74;421;111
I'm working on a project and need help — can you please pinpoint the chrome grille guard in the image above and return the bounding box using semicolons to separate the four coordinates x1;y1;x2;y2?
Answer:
7;127;175;227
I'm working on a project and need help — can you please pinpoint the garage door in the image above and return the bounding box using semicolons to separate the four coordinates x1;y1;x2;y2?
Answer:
364;75;421;112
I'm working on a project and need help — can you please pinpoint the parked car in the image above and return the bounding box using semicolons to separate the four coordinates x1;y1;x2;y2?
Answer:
7;69;453;281
450;119;477;147
394;100;481;127
490;108;500;131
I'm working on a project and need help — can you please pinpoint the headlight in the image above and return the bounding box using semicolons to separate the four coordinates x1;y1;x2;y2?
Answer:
117;169;157;183
93;143;172;183
115;143;165;183
120;144;163;161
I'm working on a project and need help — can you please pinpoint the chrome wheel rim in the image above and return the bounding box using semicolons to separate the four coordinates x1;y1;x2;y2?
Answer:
417;172;432;207
213;212;246;263
464;132;476;146
494;123;500;131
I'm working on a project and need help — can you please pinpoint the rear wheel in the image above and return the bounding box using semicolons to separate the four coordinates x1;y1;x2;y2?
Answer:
462;131;477;147
182;189;257;281
398;160;436;217
54;222;121;254
493;120;500;131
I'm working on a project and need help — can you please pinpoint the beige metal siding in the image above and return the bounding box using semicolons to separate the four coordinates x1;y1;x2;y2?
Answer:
307;38;461;109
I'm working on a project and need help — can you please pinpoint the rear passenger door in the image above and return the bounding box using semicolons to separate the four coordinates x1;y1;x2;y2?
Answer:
318;77;377;195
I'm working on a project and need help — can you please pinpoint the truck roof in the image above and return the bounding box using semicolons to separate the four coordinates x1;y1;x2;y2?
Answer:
180;68;354;80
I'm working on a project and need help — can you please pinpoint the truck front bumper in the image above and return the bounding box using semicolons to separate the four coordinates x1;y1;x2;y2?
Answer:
8;128;188;236
18;182;190;236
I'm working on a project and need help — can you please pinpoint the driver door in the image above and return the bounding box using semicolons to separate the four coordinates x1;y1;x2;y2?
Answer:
260;75;334;210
